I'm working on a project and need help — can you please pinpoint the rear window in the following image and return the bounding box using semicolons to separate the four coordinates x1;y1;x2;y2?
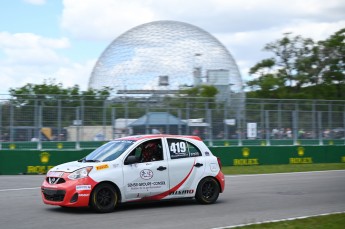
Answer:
167;139;201;159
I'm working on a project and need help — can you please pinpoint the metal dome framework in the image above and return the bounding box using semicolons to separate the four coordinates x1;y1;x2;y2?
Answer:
89;20;244;99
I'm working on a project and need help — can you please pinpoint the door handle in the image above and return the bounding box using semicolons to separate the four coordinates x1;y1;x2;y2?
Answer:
194;163;203;167
157;166;167;171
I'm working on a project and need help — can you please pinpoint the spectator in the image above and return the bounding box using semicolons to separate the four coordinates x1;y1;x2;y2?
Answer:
151;127;161;134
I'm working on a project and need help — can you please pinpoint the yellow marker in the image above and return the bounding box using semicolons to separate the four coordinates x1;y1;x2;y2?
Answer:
96;164;109;170
57;143;63;149
40;152;50;163
242;148;250;157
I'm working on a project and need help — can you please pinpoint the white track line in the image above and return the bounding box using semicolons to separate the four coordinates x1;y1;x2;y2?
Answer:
0;187;40;192
1;170;344;191
211;211;345;229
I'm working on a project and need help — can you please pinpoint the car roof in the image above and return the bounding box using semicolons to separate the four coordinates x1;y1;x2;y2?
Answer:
115;134;202;142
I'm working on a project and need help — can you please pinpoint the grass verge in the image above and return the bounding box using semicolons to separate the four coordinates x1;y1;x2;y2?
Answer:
227;212;345;229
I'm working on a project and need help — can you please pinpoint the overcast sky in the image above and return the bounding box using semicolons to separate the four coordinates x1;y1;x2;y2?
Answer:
0;0;344;95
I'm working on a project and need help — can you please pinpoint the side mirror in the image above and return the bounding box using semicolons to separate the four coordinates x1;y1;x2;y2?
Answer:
125;155;138;165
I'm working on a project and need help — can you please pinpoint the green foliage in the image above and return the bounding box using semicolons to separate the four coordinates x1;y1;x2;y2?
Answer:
180;84;218;98
247;28;345;100
6;79;112;126
9;79;112;107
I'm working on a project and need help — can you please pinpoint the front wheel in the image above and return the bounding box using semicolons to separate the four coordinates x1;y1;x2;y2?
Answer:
90;183;118;213
195;177;220;204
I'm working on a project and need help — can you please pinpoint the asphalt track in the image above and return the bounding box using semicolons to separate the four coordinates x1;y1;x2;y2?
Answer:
0;170;344;229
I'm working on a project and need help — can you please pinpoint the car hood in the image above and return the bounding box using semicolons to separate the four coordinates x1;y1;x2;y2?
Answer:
49;161;94;173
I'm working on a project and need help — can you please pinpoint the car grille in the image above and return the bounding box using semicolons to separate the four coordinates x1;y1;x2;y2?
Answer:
42;188;66;202
46;177;66;184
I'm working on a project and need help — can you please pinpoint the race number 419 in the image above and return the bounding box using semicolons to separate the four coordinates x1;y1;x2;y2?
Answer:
170;142;186;154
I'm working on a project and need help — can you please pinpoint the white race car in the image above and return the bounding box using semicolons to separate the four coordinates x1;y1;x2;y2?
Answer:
41;135;225;212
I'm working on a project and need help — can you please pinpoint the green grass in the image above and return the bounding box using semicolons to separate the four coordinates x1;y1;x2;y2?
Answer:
221;163;345;175
221;164;345;229
229;212;345;229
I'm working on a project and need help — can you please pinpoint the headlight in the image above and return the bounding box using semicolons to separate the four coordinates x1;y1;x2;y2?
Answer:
68;167;93;180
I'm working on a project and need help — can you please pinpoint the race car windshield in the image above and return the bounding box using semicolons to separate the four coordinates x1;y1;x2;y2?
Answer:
85;140;135;162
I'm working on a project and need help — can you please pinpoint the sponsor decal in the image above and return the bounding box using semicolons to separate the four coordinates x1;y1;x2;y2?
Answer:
140;169;153;180
205;152;210;156
169;190;194;195
297;147;304;156
233;158;259;165
40;152;50;164
289;147;313;164
79;194;90;197
47;171;63;177
27;165;54;174
76;185;91;191
242;148;250;157
96;164;109;170
233;148;259;166
127;181;166;190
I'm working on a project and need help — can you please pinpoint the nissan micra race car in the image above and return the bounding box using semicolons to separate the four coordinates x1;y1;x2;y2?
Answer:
41;135;225;212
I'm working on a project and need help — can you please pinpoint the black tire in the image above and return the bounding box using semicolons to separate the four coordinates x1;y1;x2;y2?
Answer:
195;177;220;204
90;183;118;213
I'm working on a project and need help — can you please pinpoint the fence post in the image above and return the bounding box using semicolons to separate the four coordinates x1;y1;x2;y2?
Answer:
75;107;80;150
237;110;242;146
293;110;298;145
265;110;271;146
224;98;228;139
102;100;106;140
80;98;84;141
318;111;323;145
9;103;14;142
111;107;116;139
178;109;182;135
37;105;42;150
145;105;150;134
312;101;316;139
207;108;213;146
186;99;190;135
124;95;129;135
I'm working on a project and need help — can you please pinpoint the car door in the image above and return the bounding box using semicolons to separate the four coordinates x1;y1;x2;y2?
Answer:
122;139;169;201
165;138;205;196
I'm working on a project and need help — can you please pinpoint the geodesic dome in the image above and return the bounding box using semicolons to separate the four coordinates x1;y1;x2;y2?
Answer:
89;20;243;96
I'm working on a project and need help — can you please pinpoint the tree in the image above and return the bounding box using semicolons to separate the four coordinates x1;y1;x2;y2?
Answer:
247;28;345;100
318;28;345;98
7;79;113;128
9;78;112;106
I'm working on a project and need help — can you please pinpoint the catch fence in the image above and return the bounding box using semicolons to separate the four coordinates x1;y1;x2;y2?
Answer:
0;95;344;149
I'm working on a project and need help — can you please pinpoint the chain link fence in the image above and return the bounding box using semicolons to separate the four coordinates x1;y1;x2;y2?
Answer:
0;95;344;149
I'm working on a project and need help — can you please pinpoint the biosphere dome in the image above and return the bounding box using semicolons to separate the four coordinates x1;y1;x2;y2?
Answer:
89;20;243;98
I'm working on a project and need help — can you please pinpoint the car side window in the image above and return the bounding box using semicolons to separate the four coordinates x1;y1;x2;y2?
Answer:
125;139;163;164
167;139;201;159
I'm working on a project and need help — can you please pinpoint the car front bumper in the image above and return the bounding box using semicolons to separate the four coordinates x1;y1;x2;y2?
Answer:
41;174;97;208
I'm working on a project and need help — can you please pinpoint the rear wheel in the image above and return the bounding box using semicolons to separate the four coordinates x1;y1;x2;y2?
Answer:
195;177;220;204
90;183;118;213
